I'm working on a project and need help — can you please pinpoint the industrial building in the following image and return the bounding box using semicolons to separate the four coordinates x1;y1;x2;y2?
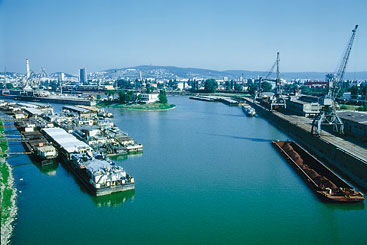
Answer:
337;111;367;142
286;96;321;117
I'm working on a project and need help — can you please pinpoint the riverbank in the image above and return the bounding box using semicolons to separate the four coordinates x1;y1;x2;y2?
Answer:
97;101;176;111
0;121;17;245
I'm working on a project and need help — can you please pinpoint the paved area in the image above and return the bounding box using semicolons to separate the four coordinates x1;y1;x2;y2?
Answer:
273;110;367;163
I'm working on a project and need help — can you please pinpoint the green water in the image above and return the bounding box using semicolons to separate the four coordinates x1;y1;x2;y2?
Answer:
8;97;367;244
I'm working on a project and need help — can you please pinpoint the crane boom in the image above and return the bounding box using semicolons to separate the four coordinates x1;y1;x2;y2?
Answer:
336;25;358;84
311;25;359;136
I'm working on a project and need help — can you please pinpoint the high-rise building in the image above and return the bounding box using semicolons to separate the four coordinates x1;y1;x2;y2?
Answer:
60;72;65;82
80;68;87;84
26;59;30;79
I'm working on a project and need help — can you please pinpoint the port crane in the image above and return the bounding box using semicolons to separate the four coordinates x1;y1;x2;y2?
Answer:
255;52;286;110
254;54;278;100
311;25;358;136
269;52;286;110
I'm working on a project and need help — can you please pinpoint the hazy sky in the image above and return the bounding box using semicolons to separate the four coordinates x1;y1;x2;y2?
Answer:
1;0;367;74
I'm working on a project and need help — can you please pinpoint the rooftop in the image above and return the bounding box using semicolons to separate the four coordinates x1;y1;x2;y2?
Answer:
42;127;90;153
63;105;90;114
337;111;367;124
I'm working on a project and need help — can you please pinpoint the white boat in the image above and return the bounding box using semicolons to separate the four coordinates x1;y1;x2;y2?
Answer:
242;104;256;117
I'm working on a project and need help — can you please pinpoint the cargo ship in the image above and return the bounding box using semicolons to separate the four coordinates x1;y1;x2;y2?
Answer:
42;127;135;196
272;140;365;202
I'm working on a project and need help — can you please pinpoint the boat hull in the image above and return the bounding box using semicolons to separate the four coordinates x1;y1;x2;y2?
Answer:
272;140;365;203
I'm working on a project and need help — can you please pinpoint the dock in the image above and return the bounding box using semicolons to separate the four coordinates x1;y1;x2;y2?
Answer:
245;97;367;191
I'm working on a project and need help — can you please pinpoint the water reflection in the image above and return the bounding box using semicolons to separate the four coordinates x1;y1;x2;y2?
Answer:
201;132;272;143
34;162;59;176
91;189;135;208
109;154;128;161
8;152;59;176
323;201;365;211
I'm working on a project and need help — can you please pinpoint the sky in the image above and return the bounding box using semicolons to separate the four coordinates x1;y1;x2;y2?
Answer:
1;0;367;74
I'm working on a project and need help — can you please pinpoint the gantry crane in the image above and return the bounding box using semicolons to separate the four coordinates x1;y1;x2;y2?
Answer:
311;25;358;136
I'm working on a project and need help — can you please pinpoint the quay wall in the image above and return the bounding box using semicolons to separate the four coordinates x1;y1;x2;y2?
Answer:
246;98;367;192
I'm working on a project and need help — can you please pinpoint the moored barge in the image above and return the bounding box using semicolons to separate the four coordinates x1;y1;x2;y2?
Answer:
272;140;365;203
42;127;135;196
14;121;58;166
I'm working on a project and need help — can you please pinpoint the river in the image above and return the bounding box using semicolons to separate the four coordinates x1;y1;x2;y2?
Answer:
8;96;367;244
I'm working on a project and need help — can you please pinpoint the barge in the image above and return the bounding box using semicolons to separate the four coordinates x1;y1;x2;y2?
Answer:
42;127;135;196
272;140;365;203
14;121;58;166
0;94;95;106
22;131;58;166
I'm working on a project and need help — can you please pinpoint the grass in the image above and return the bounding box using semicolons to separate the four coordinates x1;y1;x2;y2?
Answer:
97;101;176;111
339;104;361;111
1;162;13;225
0;120;12;226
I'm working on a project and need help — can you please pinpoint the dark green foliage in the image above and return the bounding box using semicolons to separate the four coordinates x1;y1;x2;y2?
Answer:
118;90;134;104
5;83;13;89
234;83;242;91
357;104;367;111
261;81;272;92
247;83;257;95
204;79;218;93
300;85;327;96
146;85;154;94
351;85;359;99
190;81;199;91
117;79;133;89
159;90;168;104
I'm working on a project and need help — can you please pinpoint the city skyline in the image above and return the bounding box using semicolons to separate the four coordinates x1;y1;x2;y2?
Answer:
1;0;367;74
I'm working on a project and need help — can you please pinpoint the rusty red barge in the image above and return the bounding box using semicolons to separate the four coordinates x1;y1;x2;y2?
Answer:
272;140;365;203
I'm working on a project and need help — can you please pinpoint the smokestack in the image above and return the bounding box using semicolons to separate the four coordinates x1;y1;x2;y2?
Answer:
26;59;30;79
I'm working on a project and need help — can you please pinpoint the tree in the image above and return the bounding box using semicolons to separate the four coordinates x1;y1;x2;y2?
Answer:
190;81;199;91
159;90;168;104
204;79;218;93
5;83;13;89
234;83;242;91
224;81;231;90
247;83;257;96
118;90;133;104
146;85;154;94
261;81;272;92
137;94;142;103
117;79;131;89
351;85;359;99
360;84;367;101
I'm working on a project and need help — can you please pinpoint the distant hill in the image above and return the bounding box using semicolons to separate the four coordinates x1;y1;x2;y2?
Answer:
2;66;367;81
101;65;367;80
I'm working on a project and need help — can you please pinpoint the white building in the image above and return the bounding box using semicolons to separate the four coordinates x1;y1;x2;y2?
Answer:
140;93;159;104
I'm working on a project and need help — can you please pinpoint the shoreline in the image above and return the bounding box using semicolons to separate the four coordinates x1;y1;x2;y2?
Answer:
0;120;17;245
97;102;176;111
